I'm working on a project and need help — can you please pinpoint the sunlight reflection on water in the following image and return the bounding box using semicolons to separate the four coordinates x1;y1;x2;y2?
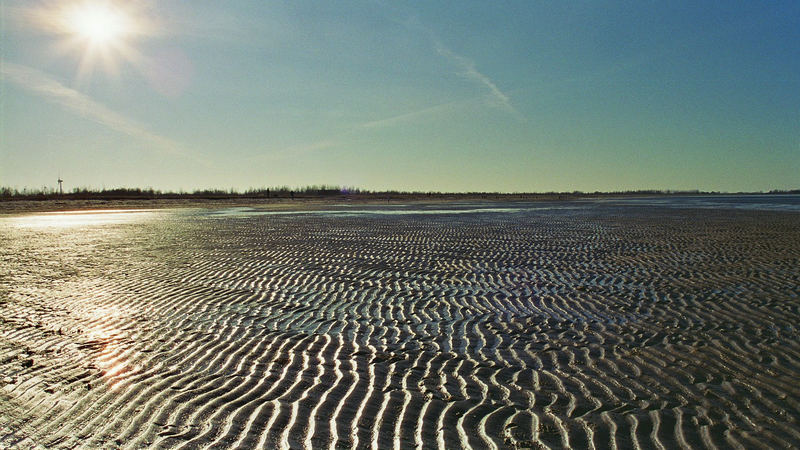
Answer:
80;303;138;390
5;209;156;228
207;205;576;218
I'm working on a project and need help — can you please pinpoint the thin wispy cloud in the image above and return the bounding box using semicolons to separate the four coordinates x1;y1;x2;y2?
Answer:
434;42;515;112
256;97;471;161
1;60;198;161
359;99;468;129
382;3;523;120
251;96;485;164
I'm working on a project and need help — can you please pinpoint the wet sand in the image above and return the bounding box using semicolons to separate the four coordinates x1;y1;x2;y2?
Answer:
1;202;799;448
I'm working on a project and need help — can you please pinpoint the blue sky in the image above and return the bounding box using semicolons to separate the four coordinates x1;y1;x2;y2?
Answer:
1;0;798;192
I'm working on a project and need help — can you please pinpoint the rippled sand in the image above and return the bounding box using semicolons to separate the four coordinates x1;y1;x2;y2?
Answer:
1;203;799;448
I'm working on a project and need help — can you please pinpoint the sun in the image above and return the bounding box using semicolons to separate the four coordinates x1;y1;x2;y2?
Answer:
67;3;129;45
66;2;132;46
24;0;153;79
61;1;140;78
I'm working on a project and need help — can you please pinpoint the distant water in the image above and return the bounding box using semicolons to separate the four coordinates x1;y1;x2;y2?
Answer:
210;205;528;217
588;194;800;211
208;195;800;219
208;203;573;218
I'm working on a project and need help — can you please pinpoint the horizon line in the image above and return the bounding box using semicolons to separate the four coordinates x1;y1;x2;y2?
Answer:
2;185;799;199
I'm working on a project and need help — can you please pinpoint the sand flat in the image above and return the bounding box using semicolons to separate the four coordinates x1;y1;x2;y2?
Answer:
1;201;799;448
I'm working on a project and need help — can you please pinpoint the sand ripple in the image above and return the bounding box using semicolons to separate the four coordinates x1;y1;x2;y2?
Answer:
1;205;799;448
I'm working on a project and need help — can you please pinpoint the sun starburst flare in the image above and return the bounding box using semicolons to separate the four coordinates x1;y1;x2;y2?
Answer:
27;0;155;79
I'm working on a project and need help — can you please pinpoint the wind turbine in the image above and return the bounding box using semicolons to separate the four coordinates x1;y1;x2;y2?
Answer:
58;176;63;195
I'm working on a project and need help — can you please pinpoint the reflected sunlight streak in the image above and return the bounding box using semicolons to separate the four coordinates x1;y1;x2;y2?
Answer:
84;305;137;390
97;339;134;391
6;209;155;228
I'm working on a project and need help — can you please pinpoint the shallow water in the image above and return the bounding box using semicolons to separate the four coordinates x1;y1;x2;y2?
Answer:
207;203;570;218
1;202;799;448
589;193;800;211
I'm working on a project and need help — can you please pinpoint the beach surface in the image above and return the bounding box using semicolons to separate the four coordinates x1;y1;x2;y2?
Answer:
1;199;799;448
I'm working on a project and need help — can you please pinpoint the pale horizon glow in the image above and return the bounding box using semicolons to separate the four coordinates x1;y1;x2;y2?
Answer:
1;1;798;193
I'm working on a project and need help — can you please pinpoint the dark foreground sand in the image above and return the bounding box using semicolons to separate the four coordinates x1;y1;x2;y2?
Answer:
1;202;799;448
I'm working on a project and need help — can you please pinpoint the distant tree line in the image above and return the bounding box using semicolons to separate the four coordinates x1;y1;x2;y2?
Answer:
0;185;362;200
0;185;797;201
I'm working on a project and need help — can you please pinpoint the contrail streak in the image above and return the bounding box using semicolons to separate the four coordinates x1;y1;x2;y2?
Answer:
434;42;521;118
1;60;194;159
